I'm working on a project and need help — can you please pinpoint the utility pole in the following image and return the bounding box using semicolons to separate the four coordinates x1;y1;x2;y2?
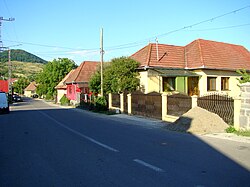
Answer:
0;17;15;50
100;28;104;97
8;49;12;95
0;17;15;98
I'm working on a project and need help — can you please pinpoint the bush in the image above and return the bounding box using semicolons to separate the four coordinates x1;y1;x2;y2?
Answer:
226;126;237;133
60;95;70;106
94;96;107;111
79;100;95;110
45;93;54;101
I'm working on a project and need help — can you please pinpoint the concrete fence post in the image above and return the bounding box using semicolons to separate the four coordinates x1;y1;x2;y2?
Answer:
234;97;241;130
127;93;132;115
108;93;112;109
238;83;250;130
120;93;124;112
191;95;198;108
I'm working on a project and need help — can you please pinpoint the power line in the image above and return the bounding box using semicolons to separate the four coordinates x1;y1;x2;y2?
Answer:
186;23;250;31
3;5;250;55
106;5;250;50
3;0;19;42
3;39;97;51
155;5;250;39
0;17;15;50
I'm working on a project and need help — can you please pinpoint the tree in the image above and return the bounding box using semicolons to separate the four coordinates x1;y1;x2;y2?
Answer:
89;57;140;94
89;70;101;94
236;69;250;84
36;58;77;99
13;77;29;94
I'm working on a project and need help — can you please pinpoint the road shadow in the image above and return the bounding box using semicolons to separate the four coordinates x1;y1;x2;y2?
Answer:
162;116;193;132
1;100;250;186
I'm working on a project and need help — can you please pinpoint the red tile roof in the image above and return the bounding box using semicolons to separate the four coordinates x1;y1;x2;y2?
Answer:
24;82;37;91
131;39;250;71
131;43;185;68
65;61;99;84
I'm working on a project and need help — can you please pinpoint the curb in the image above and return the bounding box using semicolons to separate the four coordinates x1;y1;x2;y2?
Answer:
201;133;250;144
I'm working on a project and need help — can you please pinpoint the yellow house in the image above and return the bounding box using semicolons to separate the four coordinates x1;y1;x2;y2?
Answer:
131;39;250;97
24;82;37;97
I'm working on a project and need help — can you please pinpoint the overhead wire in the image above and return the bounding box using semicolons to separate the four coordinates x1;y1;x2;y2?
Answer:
3;0;19;42
106;5;250;50
2;5;250;56
185;23;250;31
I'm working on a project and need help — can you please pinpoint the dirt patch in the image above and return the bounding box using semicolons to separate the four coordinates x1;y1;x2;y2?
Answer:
164;107;229;134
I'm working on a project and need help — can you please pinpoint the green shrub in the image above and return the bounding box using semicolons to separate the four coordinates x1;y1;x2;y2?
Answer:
79;100;94;110
45;93;54;101
94;96;107;111
226;126;237;133
60;95;70;105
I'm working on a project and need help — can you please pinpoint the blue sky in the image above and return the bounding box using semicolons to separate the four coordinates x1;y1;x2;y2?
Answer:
1;0;250;64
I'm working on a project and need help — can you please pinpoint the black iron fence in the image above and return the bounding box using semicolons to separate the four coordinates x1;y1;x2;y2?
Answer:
197;93;234;124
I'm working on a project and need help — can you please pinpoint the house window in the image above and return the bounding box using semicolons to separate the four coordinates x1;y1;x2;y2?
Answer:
207;77;216;91
221;77;229;90
163;77;176;91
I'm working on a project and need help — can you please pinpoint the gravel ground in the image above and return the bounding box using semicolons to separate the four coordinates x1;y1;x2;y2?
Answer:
164;107;229;134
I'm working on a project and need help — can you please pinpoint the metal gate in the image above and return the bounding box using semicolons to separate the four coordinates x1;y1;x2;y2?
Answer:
197;94;234;124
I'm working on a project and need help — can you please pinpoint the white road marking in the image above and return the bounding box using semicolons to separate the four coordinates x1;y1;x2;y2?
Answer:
38;110;119;153
133;159;165;172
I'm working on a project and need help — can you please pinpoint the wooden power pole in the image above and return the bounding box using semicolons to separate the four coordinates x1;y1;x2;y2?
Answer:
100;28;104;96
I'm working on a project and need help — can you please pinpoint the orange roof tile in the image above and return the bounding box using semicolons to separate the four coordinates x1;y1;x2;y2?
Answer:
186;39;250;70
131;43;185;68
24;82;37;91
65;61;99;84
131;39;250;71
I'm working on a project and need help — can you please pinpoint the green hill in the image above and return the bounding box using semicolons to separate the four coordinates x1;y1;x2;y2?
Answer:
0;49;47;64
0;61;44;80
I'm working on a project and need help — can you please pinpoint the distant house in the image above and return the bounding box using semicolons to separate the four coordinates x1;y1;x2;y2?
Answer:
131;39;250;97
64;61;99;104
24;82;37;97
55;70;75;103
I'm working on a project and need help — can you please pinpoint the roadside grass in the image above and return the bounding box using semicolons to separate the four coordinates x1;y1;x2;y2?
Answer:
226;126;250;137
234;130;250;137
93;109;118;115
77;104;118;115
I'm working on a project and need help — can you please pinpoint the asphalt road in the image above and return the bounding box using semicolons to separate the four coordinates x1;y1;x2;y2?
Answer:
0;98;250;187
